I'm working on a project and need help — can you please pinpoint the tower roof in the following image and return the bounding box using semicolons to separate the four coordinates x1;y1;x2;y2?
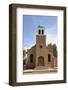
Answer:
37;25;45;35
38;25;45;29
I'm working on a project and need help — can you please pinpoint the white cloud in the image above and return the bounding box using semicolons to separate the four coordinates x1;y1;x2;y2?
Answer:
24;43;35;49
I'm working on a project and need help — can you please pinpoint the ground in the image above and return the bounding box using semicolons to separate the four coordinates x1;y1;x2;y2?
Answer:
23;66;57;74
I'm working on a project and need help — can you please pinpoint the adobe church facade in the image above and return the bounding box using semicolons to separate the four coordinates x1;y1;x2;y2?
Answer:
25;26;57;69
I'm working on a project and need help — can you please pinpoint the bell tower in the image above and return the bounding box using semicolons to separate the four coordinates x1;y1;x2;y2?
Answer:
36;25;46;45
35;25;46;67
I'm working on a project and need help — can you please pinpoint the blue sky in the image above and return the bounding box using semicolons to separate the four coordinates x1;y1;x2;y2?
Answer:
23;15;57;49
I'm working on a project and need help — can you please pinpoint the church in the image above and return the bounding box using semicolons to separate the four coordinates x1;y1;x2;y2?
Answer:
24;25;57;70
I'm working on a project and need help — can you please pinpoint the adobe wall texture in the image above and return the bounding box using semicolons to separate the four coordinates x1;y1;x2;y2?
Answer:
25;34;57;69
26;45;36;69
26;44;57;69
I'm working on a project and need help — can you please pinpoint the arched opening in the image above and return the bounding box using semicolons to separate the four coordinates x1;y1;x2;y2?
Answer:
48;54;51;62
42;30;44;35
38;29;40;35
30;54;33;63
38;56;44;66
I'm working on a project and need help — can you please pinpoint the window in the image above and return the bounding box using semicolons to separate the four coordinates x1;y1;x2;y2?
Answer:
38;30;40;34
42;30;44;34
40;45;42;48
48;54;51;62
30;54;33;63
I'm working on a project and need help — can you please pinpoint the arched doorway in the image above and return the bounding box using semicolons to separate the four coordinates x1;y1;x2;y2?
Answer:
30;54;33;63
38;56;44;66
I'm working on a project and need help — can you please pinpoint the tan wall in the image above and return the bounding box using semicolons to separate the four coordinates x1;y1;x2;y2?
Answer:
26;35;57;69
36;35;46;45
46;48;53;67
36;44;47;67
35;44;57;68
51;56;57;68
26;45;36;68
26;44;57;69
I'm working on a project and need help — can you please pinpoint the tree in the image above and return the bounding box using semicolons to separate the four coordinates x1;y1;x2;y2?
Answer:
23;49;26;65
23;49;26;57
48;43;53;48
52;44;57;58
47;43;57;58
